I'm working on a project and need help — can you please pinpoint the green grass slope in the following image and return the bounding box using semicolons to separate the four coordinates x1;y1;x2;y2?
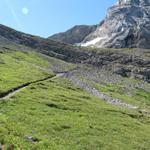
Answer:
0;49;75;93
0;49;150;150
0;49;51;93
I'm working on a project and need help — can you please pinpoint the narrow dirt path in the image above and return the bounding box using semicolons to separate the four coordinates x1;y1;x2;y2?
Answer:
0;73;65;100
0;67;149;116
2;87;27;100
0;67;79;100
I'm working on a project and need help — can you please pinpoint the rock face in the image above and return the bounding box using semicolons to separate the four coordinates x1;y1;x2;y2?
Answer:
49;25;97;44
81;0;150;48
117;0;150;5
49;0;150;49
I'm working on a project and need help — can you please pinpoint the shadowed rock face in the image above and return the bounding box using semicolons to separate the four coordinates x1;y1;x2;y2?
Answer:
49;25;97;44
80;0;150;48
0;24;90;62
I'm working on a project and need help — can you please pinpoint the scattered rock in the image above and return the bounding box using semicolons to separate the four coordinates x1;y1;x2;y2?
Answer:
26;136;40;143
61;124;71;129
114;68;131;77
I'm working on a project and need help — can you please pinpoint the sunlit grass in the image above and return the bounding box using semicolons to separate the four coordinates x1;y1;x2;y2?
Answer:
0;50;51;93
0;49;150;149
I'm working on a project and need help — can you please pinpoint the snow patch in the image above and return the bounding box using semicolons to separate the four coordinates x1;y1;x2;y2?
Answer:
81;37;107;47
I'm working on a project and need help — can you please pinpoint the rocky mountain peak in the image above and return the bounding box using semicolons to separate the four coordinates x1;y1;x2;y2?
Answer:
117;0;150;6
49;0;150;49
80;0;150;48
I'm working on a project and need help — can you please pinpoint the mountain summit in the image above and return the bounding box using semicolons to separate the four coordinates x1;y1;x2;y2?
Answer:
49;25;97;44
81;0;150;48
117;0;150;6
50;0;150;49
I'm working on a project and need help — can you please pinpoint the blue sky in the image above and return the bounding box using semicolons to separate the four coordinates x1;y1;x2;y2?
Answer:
0;0;117;37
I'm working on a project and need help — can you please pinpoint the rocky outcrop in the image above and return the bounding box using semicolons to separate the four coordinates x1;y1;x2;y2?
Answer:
83;49;150;83
49;25;97;44
48;0;150;49
80;0;150;48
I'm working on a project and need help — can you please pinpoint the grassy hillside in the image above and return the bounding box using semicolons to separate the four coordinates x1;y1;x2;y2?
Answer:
0;49;75;93
0;49;51;92
0;49;150;150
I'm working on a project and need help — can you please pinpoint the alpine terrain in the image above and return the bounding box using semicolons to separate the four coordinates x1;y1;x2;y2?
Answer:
0;0;150;149
50;0;150;49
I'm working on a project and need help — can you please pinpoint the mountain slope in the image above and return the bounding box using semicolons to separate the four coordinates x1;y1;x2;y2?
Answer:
49;25;97;44
0;24;89;62
0;1;149;149
0;47;150;149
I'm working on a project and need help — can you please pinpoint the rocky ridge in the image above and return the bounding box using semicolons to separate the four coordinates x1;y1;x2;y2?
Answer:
81;0;150;48
50;0;150;49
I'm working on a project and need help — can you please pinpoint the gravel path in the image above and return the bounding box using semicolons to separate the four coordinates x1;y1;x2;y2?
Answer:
59;67;136;108
65;74;138;109
1;66;149;115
